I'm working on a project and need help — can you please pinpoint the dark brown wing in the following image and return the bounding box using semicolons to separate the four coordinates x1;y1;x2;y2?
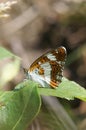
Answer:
28;46;67;88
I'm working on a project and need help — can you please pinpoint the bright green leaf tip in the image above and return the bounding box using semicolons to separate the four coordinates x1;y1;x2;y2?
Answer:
0;47;20;60
37;77;86;101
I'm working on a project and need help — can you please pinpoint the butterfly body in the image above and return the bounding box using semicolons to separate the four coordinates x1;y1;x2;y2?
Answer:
26;46;67;88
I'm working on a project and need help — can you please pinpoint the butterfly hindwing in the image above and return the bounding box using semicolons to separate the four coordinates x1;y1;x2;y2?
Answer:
28;46;67;88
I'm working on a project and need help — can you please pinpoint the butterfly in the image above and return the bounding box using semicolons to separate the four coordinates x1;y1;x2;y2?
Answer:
24;46;67;88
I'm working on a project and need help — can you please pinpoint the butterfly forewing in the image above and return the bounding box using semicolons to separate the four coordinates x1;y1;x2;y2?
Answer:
28;46;67;88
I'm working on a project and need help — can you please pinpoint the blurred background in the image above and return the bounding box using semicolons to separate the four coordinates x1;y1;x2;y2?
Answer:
0;0;86;130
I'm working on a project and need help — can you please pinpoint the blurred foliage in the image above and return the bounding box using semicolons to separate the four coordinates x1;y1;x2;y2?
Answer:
0;0;17;18
0;47;21;88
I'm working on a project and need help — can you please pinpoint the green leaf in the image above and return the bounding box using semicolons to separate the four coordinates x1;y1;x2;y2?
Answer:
38;77;86;101
0;47;21;87
0;81;41;130
0;47;14;60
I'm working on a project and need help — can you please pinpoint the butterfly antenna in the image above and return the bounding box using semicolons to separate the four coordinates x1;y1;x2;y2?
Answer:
22;67;28;79
23;68;28;73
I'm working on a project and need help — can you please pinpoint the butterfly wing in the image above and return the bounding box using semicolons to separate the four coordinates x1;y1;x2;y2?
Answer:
28;46;67;88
